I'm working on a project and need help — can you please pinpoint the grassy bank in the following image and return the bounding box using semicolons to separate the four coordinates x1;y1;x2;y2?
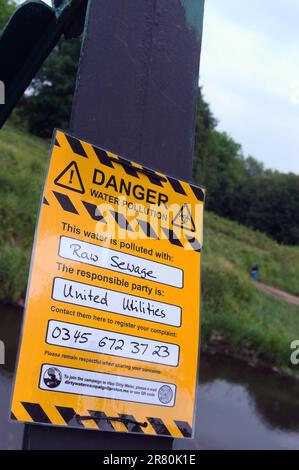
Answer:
0;125;48;303
202;212;299;371
0;125;298;371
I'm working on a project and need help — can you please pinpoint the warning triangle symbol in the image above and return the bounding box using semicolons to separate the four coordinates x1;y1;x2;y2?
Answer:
172;204;196;232
54;161;85;194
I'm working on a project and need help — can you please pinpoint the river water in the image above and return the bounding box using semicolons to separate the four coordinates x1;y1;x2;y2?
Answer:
0;304;298;450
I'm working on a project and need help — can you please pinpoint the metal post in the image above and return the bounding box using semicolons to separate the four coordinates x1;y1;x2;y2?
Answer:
23;0;205;450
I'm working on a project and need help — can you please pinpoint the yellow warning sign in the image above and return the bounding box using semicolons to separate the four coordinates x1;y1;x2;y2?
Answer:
11;130;205;438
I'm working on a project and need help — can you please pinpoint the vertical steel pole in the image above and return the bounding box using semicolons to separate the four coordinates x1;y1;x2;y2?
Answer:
70;0;205;180
24;0;205;450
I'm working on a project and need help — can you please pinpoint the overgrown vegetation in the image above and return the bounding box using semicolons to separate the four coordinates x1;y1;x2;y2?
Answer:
0;125;48;302
202;212;299;370
204;212;299;296
193;89;299;246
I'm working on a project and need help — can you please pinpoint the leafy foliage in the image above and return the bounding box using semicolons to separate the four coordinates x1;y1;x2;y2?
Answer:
16;38;81;137
0;0;16;31
193;89;299;245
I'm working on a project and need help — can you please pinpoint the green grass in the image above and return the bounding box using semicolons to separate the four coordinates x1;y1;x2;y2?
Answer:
0;125;49;303
202;212;299;369
0;125;298;370
204;212;299;296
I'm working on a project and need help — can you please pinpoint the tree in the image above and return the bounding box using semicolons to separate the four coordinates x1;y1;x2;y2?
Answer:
0;0;16;30
244;156;264;178
16;37;81;137
244;173;299;245
193;87;217;180
193;90;247;216
192;89;299;245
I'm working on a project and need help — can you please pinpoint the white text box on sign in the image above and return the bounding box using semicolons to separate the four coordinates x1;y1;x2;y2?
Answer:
52;277;182;327
46;320;180;366
39;364;176;407
59;236;183;288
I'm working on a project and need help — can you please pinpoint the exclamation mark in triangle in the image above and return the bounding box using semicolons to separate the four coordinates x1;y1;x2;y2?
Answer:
54;161;85;194
172;204;196;232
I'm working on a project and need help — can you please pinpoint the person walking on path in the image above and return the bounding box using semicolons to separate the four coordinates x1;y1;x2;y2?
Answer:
250;263;259;281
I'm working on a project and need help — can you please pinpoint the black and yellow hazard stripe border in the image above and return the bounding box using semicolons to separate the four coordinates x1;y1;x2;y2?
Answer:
11;402;192;438
49;130;205;253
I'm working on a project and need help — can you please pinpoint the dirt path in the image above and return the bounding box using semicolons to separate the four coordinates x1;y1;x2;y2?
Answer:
255;281;299;306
